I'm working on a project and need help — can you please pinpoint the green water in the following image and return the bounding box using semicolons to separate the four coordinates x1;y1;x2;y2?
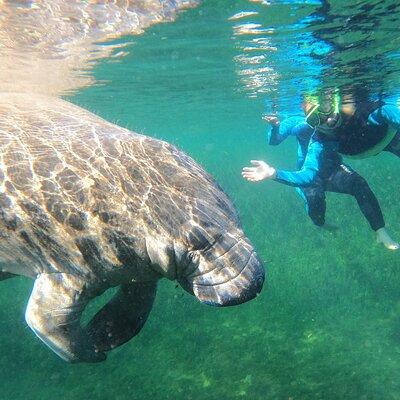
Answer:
2;1;400;399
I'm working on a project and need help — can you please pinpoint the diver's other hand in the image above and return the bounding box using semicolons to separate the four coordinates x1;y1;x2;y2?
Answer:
262;115;280;126
242;160;276;182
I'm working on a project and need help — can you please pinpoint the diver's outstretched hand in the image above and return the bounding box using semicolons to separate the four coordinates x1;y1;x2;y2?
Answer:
242;160;276;182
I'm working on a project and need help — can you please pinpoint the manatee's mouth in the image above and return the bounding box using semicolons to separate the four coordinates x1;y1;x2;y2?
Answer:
177;234;265;307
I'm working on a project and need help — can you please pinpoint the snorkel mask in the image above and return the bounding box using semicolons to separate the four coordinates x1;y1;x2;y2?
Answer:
305;92;342;133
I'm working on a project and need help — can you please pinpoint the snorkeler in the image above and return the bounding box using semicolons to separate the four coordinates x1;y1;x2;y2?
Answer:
253;90;400;190
304;89;400;159
242;111;399;250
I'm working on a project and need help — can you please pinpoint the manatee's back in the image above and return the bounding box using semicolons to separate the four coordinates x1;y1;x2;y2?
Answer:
0;93;239;279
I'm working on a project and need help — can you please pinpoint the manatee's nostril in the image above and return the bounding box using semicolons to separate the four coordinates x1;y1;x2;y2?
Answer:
222;274;264;306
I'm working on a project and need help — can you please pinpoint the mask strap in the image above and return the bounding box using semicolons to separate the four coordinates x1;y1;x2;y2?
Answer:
305;103;319;120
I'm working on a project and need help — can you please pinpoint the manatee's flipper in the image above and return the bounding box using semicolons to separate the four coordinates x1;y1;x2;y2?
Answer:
86;281;157;352
0;272;16;281
25;273;106;363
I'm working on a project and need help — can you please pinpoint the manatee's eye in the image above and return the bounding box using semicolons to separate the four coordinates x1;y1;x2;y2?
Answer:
187;250;200;264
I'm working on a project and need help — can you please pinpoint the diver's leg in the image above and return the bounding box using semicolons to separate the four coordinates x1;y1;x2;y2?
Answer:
86;281;157;352
379;104;400;129
297;186;326;227
373;105;400;157
327;164;399;250
384;131;400;157
367;105;400;157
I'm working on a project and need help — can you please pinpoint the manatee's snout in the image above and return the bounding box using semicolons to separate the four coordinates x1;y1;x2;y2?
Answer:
178;232;265;307
197;249;265;307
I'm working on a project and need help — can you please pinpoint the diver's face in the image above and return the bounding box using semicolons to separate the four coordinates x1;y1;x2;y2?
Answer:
316;114;342;136
305;100;342;136
319;98;334;113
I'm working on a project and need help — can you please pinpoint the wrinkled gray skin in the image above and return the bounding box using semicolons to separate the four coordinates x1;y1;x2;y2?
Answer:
0;93;265;363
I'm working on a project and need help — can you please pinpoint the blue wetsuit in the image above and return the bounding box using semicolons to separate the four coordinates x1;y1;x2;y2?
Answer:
272;104;400;188
267;116;385;231
270;117;341;187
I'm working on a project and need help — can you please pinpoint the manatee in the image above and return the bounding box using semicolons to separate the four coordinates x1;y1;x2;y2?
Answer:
0;92;264;363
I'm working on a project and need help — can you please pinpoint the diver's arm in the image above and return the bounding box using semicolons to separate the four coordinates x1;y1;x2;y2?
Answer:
242;140;322;186
266;116;305;145
273;140;322;187
369;104;400;129
266;123;282;145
